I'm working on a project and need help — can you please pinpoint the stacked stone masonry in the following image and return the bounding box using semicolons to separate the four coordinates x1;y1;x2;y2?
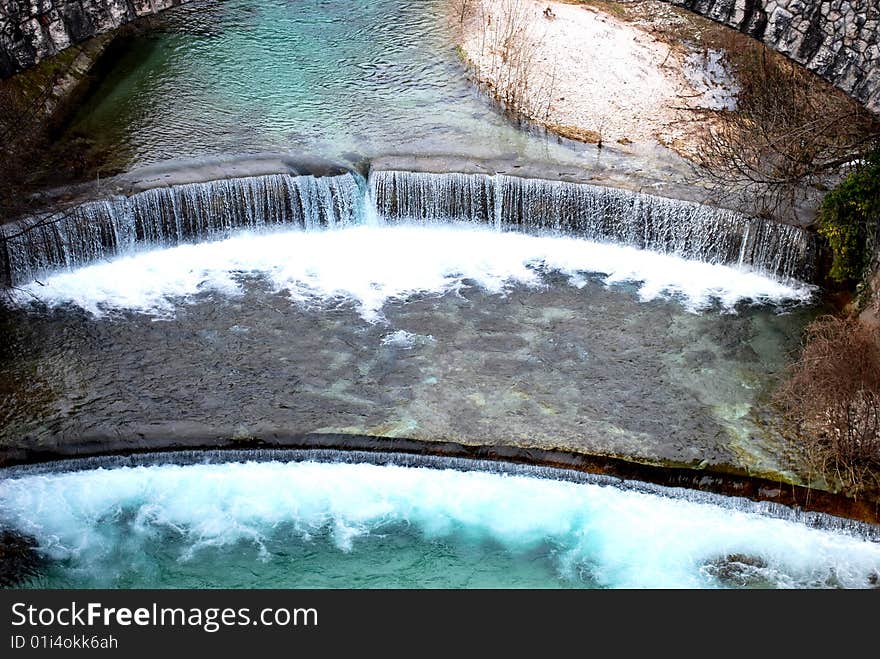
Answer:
0;0;187;78
0;0;877;115
668;0;879;115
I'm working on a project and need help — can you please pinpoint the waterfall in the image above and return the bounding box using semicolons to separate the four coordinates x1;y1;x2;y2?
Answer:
4;448;877;539
0;173;363;287
369;170;819;282
0;169;821;288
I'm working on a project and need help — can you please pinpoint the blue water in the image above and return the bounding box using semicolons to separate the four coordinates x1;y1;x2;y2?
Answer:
2;458;878;589
68;0;598;170
67;0;692;194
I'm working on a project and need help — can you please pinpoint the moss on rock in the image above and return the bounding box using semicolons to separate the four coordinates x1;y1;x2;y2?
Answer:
817;150;880;285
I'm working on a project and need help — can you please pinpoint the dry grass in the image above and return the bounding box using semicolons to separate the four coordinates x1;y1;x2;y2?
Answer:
457;0;557;123
776;316;880;497
563;0;725;51
545;123;602;144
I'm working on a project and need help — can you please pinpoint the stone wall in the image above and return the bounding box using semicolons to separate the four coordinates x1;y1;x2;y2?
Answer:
666;0;880;115
0;0;188;78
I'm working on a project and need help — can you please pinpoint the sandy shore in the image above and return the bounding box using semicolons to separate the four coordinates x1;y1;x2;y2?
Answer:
456;0;737;157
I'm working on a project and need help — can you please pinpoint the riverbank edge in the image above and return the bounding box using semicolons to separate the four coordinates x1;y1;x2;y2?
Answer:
1;434;877;526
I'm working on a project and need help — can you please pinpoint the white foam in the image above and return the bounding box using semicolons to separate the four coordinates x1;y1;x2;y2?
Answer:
12;224;814;319
0;461;876;588
381;330;434;349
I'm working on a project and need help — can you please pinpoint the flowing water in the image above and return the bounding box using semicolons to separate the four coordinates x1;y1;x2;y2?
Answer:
0;178;819;474
62;0;691;188
2;454;878;589
0;171;818;287
1;0;869;590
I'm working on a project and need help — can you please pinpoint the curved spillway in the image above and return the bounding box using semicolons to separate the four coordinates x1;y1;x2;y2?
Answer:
0;173;364;288
1;452;878;589
0;170;823;478
371;171;819;281
1;170;818;292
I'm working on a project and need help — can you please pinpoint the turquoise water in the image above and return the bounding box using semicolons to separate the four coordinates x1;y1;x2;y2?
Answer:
2;459;878;589
65;0;675;178
3;0;861;592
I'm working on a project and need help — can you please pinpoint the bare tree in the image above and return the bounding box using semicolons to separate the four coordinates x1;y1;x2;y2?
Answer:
0;47;105;290
449;0;478;27
0;74;58;220
692;43;880;222
0;63;86;208
775;315;880;497
468;0;556;123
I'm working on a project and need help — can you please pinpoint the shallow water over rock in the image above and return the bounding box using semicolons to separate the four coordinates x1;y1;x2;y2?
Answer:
0;224;819;478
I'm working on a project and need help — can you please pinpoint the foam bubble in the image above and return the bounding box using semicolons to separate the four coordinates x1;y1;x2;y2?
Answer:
0;461;876;588
12;224;815;320
381;330;434;349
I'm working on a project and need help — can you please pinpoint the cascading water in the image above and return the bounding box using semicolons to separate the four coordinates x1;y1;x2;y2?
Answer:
0;173;363;288
0;172;840;569
1;169;821;290
370;170;819;282
0;0;867;595
1;452;878;589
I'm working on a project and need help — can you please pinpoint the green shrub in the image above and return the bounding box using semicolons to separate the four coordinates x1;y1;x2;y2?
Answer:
817;150;880;284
